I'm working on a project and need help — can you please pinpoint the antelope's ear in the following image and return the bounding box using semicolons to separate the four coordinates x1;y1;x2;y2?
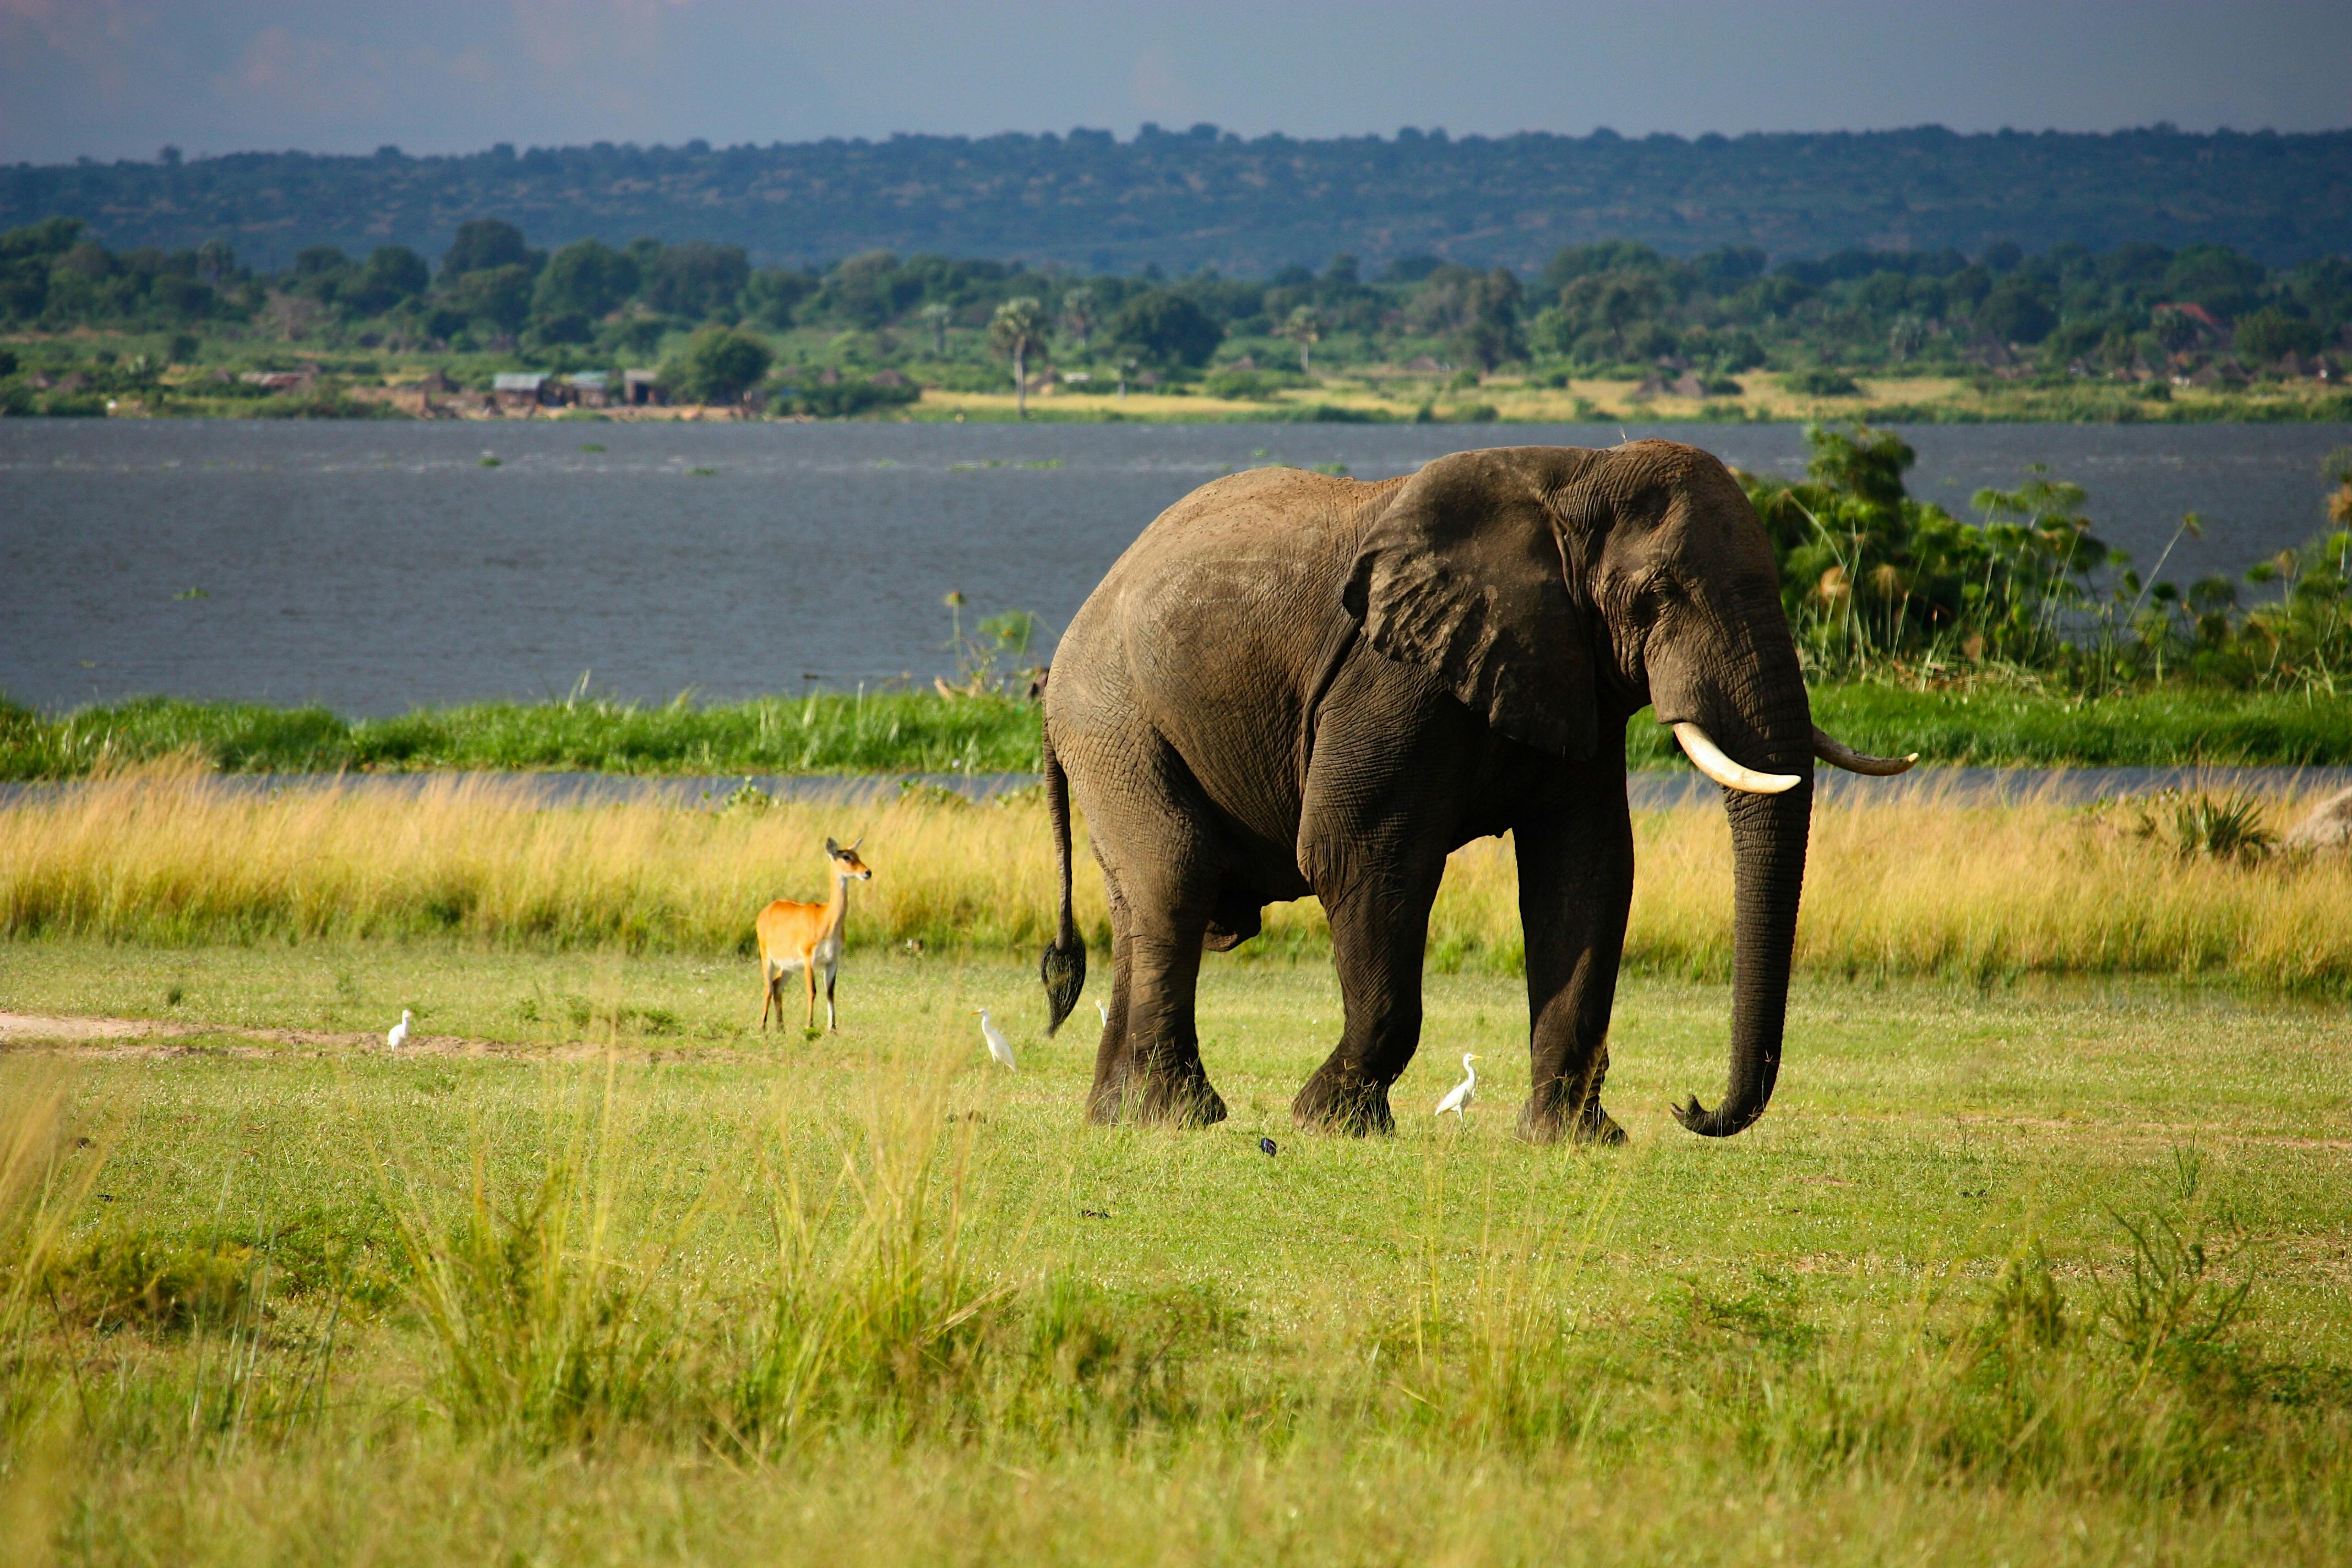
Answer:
825;836;840;854
1342;446;1604;759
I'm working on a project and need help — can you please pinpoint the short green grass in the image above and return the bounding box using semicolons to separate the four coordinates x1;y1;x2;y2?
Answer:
0;690;1043;780
3;940;2349;1564
9;682;2352;778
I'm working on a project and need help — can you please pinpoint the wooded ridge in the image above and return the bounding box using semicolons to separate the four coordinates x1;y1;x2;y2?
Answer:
10;123;2352;274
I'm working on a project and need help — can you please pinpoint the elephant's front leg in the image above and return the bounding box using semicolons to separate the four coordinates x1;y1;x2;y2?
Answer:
1292;870;1441;1135
1514;788;1634;1146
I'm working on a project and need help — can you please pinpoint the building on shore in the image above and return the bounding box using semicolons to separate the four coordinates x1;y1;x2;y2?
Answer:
492;372;551;412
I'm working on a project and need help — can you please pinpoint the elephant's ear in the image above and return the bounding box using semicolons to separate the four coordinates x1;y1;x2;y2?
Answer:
1341;447;1602;759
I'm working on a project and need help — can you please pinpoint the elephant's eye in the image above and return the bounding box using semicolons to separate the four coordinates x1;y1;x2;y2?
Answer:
1635;570;1685;617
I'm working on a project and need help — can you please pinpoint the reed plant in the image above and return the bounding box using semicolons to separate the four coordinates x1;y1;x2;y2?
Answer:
7;759;2352;993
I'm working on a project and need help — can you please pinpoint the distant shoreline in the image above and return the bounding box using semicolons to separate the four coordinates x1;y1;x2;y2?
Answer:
29;374;2352;427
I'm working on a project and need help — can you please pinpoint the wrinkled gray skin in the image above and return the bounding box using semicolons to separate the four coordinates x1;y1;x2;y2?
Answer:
1036;441;1811;1141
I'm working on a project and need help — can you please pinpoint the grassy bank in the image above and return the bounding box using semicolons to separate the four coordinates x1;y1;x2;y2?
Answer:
7;764;2352;993
9;683;2352;780
1;949;2348;1564
913;373;2352;427
0;689;1043;779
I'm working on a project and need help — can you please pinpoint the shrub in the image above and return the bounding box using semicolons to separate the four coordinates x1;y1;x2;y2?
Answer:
1783;367;1861;396
781;377;919;418
1202;367;1305;401
668;326;775;405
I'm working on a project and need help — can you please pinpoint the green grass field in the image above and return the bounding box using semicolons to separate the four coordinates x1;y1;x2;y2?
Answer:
4;939;2349;1565
9;682;2352;778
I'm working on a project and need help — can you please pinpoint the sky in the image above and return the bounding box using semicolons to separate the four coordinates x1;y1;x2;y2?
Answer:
3;1;2349;165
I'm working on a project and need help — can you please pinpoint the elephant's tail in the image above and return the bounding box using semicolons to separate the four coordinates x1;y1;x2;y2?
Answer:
1038;719;1086;1035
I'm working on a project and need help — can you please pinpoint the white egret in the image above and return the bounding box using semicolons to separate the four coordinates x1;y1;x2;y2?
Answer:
386;1009;412;1050
973;1008;1016;1070
1434;1053;1478;1116
1096;998;1109;1027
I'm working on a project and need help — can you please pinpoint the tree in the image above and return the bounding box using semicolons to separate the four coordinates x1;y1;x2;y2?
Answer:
534;239;640;322
920;301;953;356
1060;286;1096;351
990;297;1049;418
1976;284;2056;346
807;249;914;328
672;325;774;405
1551;269;1663;359
446;264;535;335
440;219;537;281
643;241;748;319
339;245;428;315
1453;268;1525;371
2234;308;2321;364
1108;289;1221;367
2162;244;2266;319
1278;304;1323;373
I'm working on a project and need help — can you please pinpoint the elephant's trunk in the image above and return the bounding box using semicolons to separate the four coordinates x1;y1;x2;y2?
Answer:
1674;772;1810;1136
1661;607;1813;1139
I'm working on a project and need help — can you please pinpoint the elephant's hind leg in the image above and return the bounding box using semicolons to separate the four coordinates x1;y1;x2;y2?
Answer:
1086;890;1137;1123
1120;911;1227;1126
1075;779;1229;1129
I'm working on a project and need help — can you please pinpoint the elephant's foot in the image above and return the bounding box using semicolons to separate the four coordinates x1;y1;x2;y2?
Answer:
1520;1047;1624;1145
1291;1066;1396;1136
1089;1060;1227;1128
1571;1101;1627;1146
1517;1092;1627;1147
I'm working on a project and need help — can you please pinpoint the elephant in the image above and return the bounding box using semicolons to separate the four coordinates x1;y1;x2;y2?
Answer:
1034;440;1913;1141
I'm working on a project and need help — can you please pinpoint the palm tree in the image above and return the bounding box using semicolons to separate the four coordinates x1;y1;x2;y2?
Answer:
919;302;952;357
1061;286;1096;352
989;297;1048;418
1279;304;1324;374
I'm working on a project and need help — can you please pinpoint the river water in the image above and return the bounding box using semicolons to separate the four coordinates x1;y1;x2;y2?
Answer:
6;418;2349;715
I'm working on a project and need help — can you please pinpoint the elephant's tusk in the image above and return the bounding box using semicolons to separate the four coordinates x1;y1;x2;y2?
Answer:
1672;722;1803;795
1811;725;1918;776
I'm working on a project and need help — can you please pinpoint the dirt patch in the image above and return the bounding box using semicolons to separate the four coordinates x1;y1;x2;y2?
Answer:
0;1010;773;1063
0;1012;189;1045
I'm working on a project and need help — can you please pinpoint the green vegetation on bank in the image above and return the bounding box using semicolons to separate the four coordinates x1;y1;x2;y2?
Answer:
5;213;2350;422
0;690;1043;780
1741;425;2352;694
9;684;2352;778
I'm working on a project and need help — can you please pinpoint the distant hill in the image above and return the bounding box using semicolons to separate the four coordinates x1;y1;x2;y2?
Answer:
7;124;2351;273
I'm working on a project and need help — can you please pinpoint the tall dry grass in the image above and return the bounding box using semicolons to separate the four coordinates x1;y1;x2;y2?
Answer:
0;757;1069;955
6;758;2351;989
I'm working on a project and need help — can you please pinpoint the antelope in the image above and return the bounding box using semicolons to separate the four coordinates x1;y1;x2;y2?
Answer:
756;836;873;1032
